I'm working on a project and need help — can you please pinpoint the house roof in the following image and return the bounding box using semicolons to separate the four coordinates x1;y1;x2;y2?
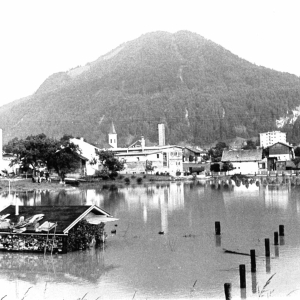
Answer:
70;138;100;161
267;142;293;149
222;149;263;162
0;205;112;235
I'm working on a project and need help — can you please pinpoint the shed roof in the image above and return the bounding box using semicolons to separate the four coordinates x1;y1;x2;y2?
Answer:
221;149;263;162
0;205;112;235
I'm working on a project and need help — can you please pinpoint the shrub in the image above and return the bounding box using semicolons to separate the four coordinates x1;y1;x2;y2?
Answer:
102;175;109;180
137;177;143;184
124;178;130;184
131;175;136;179
118;175;124;180
143;175;146;178
156;172;160;176
176;171;181;176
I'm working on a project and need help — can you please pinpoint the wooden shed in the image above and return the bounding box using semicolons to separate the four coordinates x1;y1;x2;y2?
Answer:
0;205;117;254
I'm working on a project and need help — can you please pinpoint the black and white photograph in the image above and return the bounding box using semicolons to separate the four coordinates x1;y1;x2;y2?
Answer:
1;1;300;299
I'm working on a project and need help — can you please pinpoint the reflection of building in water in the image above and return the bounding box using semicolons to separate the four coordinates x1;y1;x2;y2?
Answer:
223;182;261;207
120;183;185;228
264;185;289;210
86;189;104;206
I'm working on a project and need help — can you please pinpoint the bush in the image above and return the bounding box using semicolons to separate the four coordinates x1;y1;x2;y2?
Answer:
118;175;124;180
176;171;181;176
156;172;160;176
137;177;143;184
124;178;130;184
143;175;146;178
131;175;136;179
102;175;109;180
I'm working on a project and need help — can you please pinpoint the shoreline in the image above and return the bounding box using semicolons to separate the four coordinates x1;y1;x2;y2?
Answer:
0;175;175;193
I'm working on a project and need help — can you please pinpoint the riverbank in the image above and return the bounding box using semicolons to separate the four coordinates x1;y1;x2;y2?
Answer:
0;174;175;192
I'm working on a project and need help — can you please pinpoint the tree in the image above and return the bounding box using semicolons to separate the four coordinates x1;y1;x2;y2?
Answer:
294;146;300;157
4;134;80;182
146;160;154;174
94;150;124;177
242;140;257;150
208;142;228;162
5;134;58;174
210;163;220;172
221;162;234;172
48;140;81;182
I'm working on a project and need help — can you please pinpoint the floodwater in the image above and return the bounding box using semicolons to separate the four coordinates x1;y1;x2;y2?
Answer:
1;179;300;300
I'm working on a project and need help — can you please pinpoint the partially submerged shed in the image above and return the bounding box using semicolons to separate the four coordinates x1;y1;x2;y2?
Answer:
0;205;118;253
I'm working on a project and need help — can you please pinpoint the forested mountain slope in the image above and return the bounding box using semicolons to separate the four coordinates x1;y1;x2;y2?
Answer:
2;30;300;146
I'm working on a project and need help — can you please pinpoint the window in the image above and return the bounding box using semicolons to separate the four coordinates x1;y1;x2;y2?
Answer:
157;154;159;158
163;152;167;167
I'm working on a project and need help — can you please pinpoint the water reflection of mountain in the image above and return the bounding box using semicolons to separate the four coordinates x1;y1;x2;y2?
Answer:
0;248;115;284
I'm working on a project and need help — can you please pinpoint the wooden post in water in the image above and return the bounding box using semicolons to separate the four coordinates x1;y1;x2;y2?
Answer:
250;249;256;272
224;283;231;300
274;232;279;245
279;225;284;236
215;221;221;235
239;264;246;288
265;238;270;257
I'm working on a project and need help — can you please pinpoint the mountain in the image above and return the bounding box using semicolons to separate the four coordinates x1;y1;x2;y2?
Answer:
2;30;300;147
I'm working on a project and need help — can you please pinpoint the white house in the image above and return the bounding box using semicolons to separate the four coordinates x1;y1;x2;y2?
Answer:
221;149;266;175
70;138;101;176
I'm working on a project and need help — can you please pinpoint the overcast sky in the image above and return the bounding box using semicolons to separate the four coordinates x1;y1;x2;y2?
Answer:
1;0;300;107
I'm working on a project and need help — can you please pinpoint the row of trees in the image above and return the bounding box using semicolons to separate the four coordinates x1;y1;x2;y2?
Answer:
4;134;124;182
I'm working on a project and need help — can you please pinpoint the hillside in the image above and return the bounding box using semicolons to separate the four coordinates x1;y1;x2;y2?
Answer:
2;30;300;146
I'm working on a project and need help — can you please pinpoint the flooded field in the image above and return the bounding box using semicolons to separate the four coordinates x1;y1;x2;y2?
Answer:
1;180;300;299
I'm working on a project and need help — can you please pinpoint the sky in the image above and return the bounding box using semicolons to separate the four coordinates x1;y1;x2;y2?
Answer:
1;0;300;107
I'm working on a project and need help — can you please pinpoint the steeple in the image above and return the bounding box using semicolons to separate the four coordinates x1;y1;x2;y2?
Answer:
109;122;116;135
108;122;117;148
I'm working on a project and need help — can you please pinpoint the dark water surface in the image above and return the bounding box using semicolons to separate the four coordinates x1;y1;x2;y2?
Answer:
1;180;300;299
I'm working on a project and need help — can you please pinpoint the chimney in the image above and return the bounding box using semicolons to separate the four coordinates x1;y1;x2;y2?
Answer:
141;136;145;151
158;124;165;146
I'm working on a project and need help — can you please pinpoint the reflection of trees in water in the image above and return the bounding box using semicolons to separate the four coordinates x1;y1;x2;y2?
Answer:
41;190;87;206
0;247;116;283
17;191;32;204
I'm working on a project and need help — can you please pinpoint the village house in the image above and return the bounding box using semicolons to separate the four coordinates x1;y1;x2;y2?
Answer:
68;137;101;177
111;137;183;176
265;142;295;171
221;149;266;175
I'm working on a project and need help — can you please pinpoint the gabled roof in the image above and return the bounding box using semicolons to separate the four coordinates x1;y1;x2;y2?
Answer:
70;138;100;161
267;141;293;149
0;205;111;235
221;149;263;162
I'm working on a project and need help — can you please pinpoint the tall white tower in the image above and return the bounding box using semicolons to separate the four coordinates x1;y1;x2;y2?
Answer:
108;122;118;148
158;124;165;146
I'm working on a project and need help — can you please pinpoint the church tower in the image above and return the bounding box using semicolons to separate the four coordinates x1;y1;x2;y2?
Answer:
108;122;118;148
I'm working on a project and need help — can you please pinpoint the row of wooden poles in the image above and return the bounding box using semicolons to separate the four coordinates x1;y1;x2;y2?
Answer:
214;222;285;299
